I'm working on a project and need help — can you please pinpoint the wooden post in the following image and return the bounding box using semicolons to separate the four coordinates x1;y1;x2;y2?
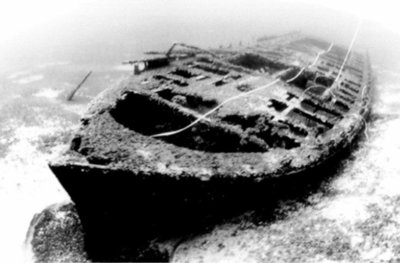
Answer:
67;71;92;101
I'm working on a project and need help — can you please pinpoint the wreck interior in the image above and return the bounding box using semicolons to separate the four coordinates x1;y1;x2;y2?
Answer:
106;34;367;156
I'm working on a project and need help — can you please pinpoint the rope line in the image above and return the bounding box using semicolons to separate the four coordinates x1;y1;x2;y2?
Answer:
151;79;280;137
286;66;307;83
331;18;363;88
151;42;334;138
151;19;362;139
310;43;334;68
302;85;327;97
150;43;333;138
303;18;362;101
299;43;335;98
287;43;333;85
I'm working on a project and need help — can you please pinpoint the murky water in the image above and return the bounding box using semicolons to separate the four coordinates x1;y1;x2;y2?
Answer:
2;1;400;262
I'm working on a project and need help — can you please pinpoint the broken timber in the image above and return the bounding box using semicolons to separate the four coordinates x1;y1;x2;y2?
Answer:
66;71;92;101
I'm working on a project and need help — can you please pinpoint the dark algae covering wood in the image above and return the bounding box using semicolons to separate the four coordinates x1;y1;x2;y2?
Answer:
49;32;373;261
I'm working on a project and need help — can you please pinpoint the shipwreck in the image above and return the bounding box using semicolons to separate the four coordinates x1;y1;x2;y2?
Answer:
49;32;373;261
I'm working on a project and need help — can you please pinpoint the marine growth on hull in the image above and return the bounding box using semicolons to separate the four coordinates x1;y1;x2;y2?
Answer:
108;33;367;154
46;33;372;263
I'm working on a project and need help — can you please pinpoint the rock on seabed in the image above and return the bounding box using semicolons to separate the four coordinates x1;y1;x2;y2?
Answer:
25;202;89;263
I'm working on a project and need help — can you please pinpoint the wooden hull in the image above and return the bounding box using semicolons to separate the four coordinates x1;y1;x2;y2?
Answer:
49;33;373;261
